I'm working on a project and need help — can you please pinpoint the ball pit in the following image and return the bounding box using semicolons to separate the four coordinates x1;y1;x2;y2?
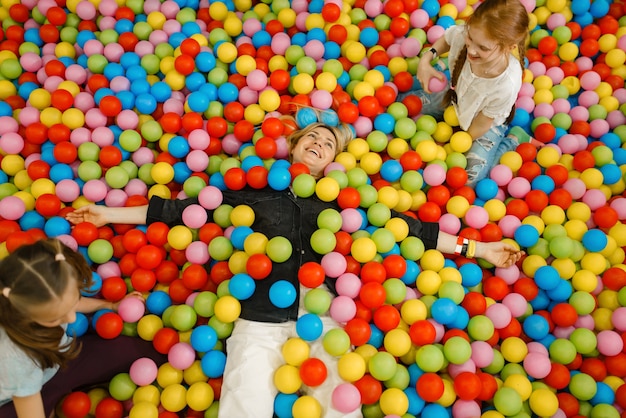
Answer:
1;0;626;417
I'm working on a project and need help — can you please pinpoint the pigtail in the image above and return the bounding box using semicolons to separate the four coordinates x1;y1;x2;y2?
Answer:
443;44;468;108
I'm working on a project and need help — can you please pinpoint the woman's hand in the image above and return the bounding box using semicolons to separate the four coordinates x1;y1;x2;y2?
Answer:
65;205;110;227
476;241;525;268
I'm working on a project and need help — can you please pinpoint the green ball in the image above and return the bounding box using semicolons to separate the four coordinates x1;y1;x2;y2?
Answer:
0;59;22;79
108;373;137;401
530;116;551;132
349;8;367;24
292;174;316;198
78;142;101;162
119;161;138;179
590;404;620;418
317;208;343;233
170;304;198;332
357;184;379;208
266;236;292;263
569;291;597;315
193;291;218;317
550;85;570;101
445;152;467;169
87;239;114;264
483;349;504;374
19;42;40;56
304;288;332;315
219;157;241;175
323;328;351;356
208;236;234;261
568;328;597;355
133;21;153;40
367;203;392;227
530;28;550;47
438;281;465;304
326;170;348;189
126;0;144;14
295;56;317;76
216;281;230;298
99;29;119;45
618;287;626;307
548;338;577;364
528;237;550;258
310;228;337;255
493;387;523;416
467;314;495;341
415;344;444;372
0;183;18;200
155;43;174;59
284;45;305;66
387;102;408;120
384;364;410;390
394;118;417;140
399;236;424;261
366;130;389;153
415;115;437;135
322;59;344;78
383;278;407;305
105;166;130;189
183;176;207;198
371;228;395;253
213;204;234;227
553;25;572;44
208;67;229;86
208;315;234;339
543;223;567;240
176;7;197;24
443;336;472;365
373;14;391;31
87;54;108;74
369;351;398;381
569;372;597;401
141;54;161;75
400;170;423;193
588;104;608;121
500;363;526;381
348;64;368;82
549;235;574;259
346;167;370;188
138;163;156;185
591;145;613;166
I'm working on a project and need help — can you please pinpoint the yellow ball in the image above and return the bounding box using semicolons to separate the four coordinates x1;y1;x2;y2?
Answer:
529;388;559;416
29;88;51;109
484;199;506;222
274;364;302;394
533;75;554;90
546;0;566;12
157;363;184;388
151;161;175;184
606;48;626;68
277;8;297;28
292;73;314;94
13;170;32;191
347;137;370;160
379;388;409;416
305;12;325;30
335;152;357;170
500;337;528;364
564;219;588;241
58;80;80;96
61;108;85;130
567;202;591;222
31;178;56;198
446;195;470;218
351;236;377;263
315;177;340;202
338;352;367;382
521;254;547;278
214;295;241;323
581;252;608;275
146;11;166;29
500;151;523;172
416;270;442;295
292;396;322;418
228;251;249;275
129;401;159;418
384;328;412;357
235;55;256;76
137;314;163;341
282;338;310;366
443;106;459;127
599;34;617;53
363;69;385;89
533;88;554;104
388;56;408;75
504;374;533;401
439;3;459;18
244;231;268;255
385;217;410;241
230;205;255;227
579;167;604;189
535;147;560;168
558;42;580;62
432;122;453;143
244;103;266;124
449;131;473;153
224;15;244;37
400;299;427;324
387;138;410;159
133;386;161;406
183;361;207;385
571;269;598;292
40;107;63;127
216;42;238;63
421;249;445;271
160;384;187;412
360;152;383;175
186;381;215;412
415;140;439;163
541;205;566;225
167;225;193;250
345;42;366;63
209;2;229;20
377;186;400;209
551;258;576;279
352;81;375;100
315;71;338;92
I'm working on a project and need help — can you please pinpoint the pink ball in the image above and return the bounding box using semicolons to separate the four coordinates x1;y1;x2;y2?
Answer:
246;69;268;91
489;164;513;186
303;39;325;61
185;241;210;264
324;162;346;175
66;64;88;84
452;400;482;418
97;261;122;279
527;341;549;356
470;340;494;368
182;204;208;229
321;252;347;278
533;103;555;119
580;70;601;90
188;129;210;150
400;37;421;57
546;13;566;30
271;33;291;55
523;352;551;378
546;66;565;84
168;342;196;370
498;215;522;238
582;189;607;211
0;132;24;154
597;330;623;356
20;52;43;72
132;147;155;166
74;92;96;112
422;164;446;186
557;134;581;154
56;235;78;251
105;190;128;207
611;307;626;331
590;119;609;138
243;18;262;37
575;56;594;72
238;87;258;106
85;108;108;128
82;179;109;202
447;359;476;378
329;295;357;323
495;263;520;285
528;61;546;77
352;116;373;138
409;9;430;28
125;179;149;197
332;383;361;413
310;89;333;110
340;208;363;233
0;116;18;135
428;76;448;93
83;39;104;56
129;357;158;386
607;110;626;129
552;98;571;114
426;25;445;44
485;303;512;329
198;186;223;210
519;82;535;97
610;197;626;219
161;0;180;17
507;177;531;198
575;314;595;330
438;213;461;235
515;96;536;113
464;206;489;229
18;107;40;126
118;297;146;323
104;43;124;62
186;150;210;172
553;326;574;339
335;273;361;298
110;76;131;92
502;293;527;317
562;178;587;200
116;109;139;130
578;90;599;107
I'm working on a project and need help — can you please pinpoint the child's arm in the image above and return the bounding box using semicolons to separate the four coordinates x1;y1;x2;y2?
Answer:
12;392;46;418
436;231;524;268
417;37;450;93
66;204;148;227
77;292;143;313
466;112;495;139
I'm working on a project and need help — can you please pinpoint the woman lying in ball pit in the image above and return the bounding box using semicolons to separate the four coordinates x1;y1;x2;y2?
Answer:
67;112;524;417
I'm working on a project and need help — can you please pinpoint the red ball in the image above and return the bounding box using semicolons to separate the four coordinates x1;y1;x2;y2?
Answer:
373;305;400;332
551;303;578;327
360;261;386;284
334;231;353;255
446;166;468;189
454;372;483;400
593;206;618;229
374;85;397;107
416;373;444;402
393;71;414;92
544;363;571;390
99;145;123;168
130;268;157;292
344;317;371;346
146;222;170;246
321;3;341;22
358;282;386;309
94;397;124;418
153;327;180;354
135;245;164;270
223;167;247;190
417;201;441;222
122;229;148;253
602;267;626;291
533;123;556;144
101;276;128;302
62;392;91;418
99;95;123;117
35;193;62;217
382;254;406;279
399;150;422;171
427;185;451;207
476;372;498;401
299;357;328;386
461;291;487;316
95;312;124;339
246;253;273;280
354;374;382;405
182;264;209;290
246;166;269;189
572;150;596;172
525;189;549;213
298;261;325;288
538;36;558;55
409;319;436;345
337;187;361;209
548;188;573;210
337;102;359;123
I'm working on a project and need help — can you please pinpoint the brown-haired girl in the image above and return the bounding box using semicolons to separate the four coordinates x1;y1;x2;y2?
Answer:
402;0;535;185
0;239;165;418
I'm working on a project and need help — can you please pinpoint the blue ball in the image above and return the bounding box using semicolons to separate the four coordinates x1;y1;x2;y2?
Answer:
367;324;384;348
186;72;207;92
296;313;323;341
475;178;499;201
228;273;256;300
420;0;440;17
269;280;297;308
600;133;620;149
120;52;141;68
531;174;555;194
195;51;216;72
319;109;339;127
67;312;89;337
421;403;448;418
274;393;299;418
534;265;561;290
582;229;608;252
546;277;573;302
230;226;253;250
44;216;71;237
589;0;609;17
125;65;147;81
217;82;238;103
359;27;379;48
168;136;190;159
268;167;291;191
459;262;482;287
447;306;469;329
241;155;264;172
134;93;157;114
307;28;326;43
405;386;426;416
380;159;404;182
590;381;615;406
373;113;395;134
173;162;193;184
150;81;172;103
0;101;12;117
430;297;458;325
103;63;124;80
514;224;540;247
82;272;102;297
296;107;318;127
400;259;420;285
146;290;172;315
251;30;272;48
201;349;227;378
600;163;621;185
20;211;45;230
130;79;151;96
323;41;341;60
190;325;218;353
522;314;550;340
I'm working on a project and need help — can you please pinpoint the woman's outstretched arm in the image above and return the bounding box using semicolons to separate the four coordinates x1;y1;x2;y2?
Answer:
66;204;148;228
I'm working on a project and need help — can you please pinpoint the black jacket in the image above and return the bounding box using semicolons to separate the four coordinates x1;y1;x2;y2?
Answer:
147;189;439;323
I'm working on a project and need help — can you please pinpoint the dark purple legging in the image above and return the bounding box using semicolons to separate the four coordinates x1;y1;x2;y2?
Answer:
0;334;167;418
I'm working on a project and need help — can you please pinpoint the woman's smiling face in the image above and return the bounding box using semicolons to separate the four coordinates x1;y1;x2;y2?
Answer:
291;126;338;178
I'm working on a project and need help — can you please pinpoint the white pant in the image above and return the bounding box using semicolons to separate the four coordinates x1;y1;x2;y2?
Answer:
218;287;363;418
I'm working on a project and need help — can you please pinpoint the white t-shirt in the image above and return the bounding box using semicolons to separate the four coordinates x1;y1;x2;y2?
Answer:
444;25;523;131
0;326;71;406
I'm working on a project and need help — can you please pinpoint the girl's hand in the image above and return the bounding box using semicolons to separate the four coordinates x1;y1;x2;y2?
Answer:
66;205;109;227
111;291;145;312
417;61;446;94
476;242;525;268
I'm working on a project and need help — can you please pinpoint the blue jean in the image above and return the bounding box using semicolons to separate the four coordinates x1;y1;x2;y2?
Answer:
398;86;519;186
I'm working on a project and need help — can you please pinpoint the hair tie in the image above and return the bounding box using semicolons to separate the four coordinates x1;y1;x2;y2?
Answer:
55;253;66;261
1;288;10;298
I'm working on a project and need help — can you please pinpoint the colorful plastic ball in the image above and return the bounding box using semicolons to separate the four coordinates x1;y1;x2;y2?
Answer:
108;373;137;401
514;224;540;247
169;304;197;332
292;396;321;418
95;312;124;339
117;297;145;323
582;229;608;252
168;342;196;371
296;313;323;341
61;391;91;418
332;383;361;413
269;280;297;308
129;357;158;386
